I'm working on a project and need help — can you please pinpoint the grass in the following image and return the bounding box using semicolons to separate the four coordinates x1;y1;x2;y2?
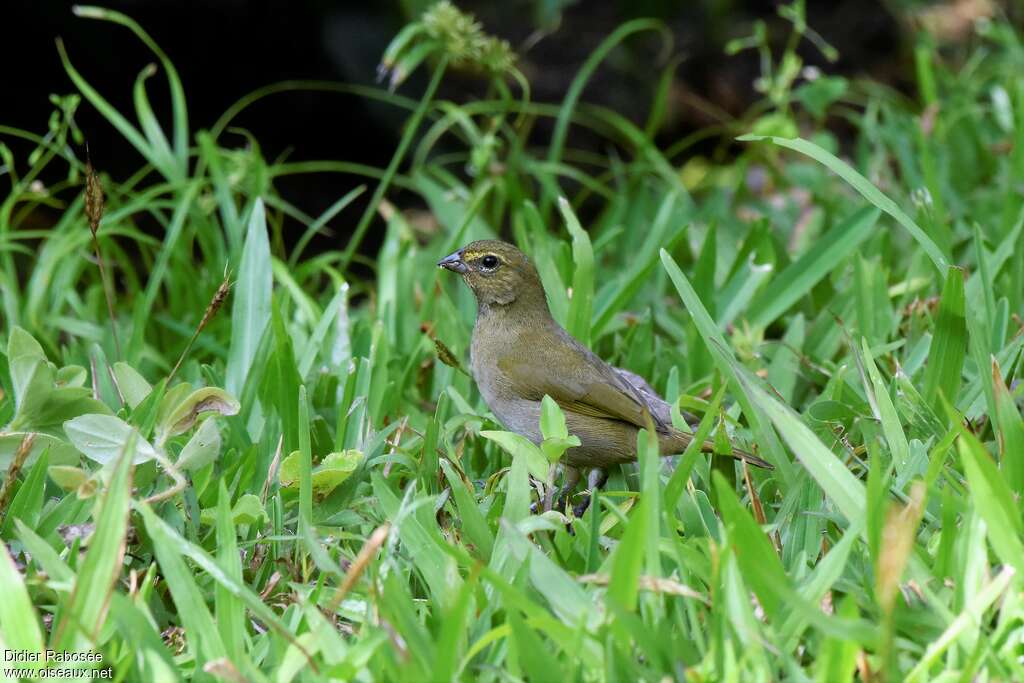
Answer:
2;1;1024;680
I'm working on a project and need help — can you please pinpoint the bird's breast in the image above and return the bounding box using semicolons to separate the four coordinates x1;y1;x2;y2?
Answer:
470;318;544;443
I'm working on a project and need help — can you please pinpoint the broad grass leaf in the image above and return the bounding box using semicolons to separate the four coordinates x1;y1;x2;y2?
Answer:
64;414;158;465
439;459;494;560
0;534;45;658
922;267;967;416
992;357;1024;494
373;473;462;609
53;432;134;651
136;504;231;668
481;430;549;481
155;386;240;444
509;610;566;681
858;338;910;474
501;520;598;626
713;471;787;620
608;497;647;612
225;199;272;396
112;362;152;409
175;417;221;471
733;362;866;524
747;207;879;328
558;197;594;346
956;426;1024;574
279;449;363;498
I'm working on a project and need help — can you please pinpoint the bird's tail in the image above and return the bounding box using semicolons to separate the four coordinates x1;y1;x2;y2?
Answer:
661;430;773;470
720;443;773;470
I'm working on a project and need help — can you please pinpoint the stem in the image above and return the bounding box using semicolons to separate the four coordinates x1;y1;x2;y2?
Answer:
543;463;557;512
92;231;123;359
339;57;448;271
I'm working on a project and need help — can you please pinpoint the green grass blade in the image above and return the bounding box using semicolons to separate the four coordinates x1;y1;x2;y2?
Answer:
54;432;135;651
74;5;190;172
955;425;1024;574
993;357;1024;494
225;199;272;396
922;267;967;416
0;537;44;660
660;248;795;485
558;197;594;346
733;361;866;524
747;207;879;328
739;134;948;272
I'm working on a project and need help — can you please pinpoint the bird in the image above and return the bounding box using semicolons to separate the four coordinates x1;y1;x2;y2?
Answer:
438;239;772;516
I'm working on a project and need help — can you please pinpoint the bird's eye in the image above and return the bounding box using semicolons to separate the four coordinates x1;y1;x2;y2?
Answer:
481;255;499;269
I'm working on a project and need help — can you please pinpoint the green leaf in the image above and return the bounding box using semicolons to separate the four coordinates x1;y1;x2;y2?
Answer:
859;338;909;474
922;267;967;415
175;417;221;471
4;333;113;432
54;430;134;650
509;611;566;681
439;459;494;560
154;386;240;444
279;449;363;498
905;565;1016;682
558;197;594;345
734;362;866;524
112;362;152;409
794;75;849;118
1;433;79;471
7;327;47;403
956;425;1024;574
372;473;461;609
64;414;158;465
480;429;549;480
200;492;268;527
607;497;647;612
539;395;580;463
225;199;272;396
714;471;788;620
992;357;1024;494
48;465;90;491
0;533;45;659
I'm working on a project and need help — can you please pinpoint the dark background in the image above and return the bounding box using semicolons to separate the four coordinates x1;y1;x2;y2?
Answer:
4;0;1017;252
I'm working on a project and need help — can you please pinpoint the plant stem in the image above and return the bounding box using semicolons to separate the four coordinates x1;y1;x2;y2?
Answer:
339;58;448;271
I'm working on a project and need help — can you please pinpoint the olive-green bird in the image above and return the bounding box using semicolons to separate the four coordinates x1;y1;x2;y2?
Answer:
438;239;772;515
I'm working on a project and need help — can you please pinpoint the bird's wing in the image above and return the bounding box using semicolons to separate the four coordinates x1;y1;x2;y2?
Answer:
498;331;668;432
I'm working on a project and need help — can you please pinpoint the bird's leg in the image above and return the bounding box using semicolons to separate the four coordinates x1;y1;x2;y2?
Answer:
573;468;609;518
551;465;581;513
533;465;581;513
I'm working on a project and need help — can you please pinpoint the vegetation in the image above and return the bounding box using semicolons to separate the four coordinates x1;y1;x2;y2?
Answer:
2;2;1024;680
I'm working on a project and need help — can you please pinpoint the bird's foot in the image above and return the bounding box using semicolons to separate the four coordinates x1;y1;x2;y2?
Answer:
530;466;581;515
572;468;608;519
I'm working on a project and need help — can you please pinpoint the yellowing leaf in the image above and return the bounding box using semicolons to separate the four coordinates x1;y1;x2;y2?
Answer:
279;449;363;498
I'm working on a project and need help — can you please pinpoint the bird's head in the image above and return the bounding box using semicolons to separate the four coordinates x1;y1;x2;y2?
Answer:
438;240;548;310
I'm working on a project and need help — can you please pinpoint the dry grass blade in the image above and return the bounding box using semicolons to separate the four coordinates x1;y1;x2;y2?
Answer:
577;573;710;604
877;481;926;615
326;523;390;614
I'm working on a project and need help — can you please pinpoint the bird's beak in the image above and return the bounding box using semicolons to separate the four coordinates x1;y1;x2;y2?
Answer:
437;250;468;274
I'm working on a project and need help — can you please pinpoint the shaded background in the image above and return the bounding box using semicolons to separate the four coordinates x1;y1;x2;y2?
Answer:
4;0;1018;254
